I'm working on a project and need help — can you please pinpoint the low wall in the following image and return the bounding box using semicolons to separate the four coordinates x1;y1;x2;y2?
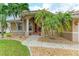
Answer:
61;32;79;42
72;32;78;42
61;32;73;41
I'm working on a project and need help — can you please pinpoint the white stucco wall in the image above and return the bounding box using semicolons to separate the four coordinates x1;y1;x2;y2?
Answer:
73;23;79;42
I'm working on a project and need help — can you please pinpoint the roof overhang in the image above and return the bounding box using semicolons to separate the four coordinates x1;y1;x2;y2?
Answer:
72;15;79;18
7;17;21;22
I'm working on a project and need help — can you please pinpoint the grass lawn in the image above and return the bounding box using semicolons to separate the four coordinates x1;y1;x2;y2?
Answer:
0;40;30;56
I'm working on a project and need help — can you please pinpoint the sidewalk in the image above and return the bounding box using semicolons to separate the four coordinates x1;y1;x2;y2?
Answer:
22;35;79;50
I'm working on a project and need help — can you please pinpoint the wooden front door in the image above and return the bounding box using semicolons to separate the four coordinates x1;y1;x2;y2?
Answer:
34;24;41;35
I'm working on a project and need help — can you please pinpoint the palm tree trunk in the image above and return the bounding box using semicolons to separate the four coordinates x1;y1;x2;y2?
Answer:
1;27;4;38
41;22;44;37
13;14;17;31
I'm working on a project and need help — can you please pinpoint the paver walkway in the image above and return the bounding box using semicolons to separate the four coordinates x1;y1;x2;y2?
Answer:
22;35;79;50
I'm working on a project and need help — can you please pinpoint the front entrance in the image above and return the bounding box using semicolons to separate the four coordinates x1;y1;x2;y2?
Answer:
29;19;41;35
34;23;41;35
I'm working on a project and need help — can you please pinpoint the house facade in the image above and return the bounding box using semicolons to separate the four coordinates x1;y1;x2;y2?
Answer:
7;10;79;42
8;10;41;36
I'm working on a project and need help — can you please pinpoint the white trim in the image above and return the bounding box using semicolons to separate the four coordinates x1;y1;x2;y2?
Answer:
72;23;79;42
16;22;18;31
26;19;29;33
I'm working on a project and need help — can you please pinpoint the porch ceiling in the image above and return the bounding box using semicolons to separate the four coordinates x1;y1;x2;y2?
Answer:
21;15;34;21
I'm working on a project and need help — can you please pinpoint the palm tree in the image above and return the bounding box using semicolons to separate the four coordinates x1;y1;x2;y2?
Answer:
18;3;29;15
56;12;72;32
35;9;72;38
8;3;29;20
56;12;72;37
0;4;8;38
7;3;29;34
17;3;29;20
35;9;47;36
35;9;56;36
8;3;18;20
0;3;29;38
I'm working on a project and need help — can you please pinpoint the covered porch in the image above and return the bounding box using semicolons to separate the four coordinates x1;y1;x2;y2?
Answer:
8;12;41;36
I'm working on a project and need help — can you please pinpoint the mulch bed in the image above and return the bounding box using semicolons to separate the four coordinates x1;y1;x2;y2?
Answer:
0;34;29;41
30;47;79;56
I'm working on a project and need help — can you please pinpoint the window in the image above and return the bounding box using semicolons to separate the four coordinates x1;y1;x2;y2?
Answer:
17;23;22;30
29;22;33;31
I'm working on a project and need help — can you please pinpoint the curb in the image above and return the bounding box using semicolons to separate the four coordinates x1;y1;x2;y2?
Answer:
21;42;32;56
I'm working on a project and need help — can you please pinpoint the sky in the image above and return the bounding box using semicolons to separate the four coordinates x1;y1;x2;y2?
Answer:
29;3;79;13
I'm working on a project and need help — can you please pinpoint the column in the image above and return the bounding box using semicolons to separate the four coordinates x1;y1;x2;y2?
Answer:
25;19;29;36
78;23;79;42
22;21;25;32
16;22;18;32
73;22;79;42
9;23;11;32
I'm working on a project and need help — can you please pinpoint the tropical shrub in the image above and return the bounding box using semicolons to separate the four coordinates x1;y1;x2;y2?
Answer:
5;33;12;37
35;9;72;38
